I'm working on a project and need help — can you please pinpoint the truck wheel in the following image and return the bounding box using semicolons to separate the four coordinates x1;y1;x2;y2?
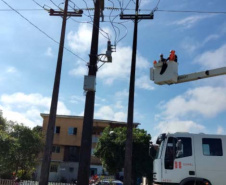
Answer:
184;181;204;185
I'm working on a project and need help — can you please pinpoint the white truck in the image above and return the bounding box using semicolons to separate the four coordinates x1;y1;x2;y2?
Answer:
151;132;226;185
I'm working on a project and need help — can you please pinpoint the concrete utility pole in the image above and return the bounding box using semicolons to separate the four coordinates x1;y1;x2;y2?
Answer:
39;1;82;184
77;0;100;184
120;1;153;184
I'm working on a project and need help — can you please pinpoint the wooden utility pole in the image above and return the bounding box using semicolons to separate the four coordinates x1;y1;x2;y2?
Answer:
77;0;100;185
39;1;82;185
120;1;153;184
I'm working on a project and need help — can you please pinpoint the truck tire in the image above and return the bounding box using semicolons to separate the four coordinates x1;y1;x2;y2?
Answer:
180;178;211;185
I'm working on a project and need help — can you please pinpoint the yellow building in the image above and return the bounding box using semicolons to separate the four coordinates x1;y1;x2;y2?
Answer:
37;113;139;182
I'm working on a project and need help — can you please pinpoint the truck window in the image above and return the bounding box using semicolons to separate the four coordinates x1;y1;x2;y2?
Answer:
202;138;223;156
165;137;192;170
165;137;175;169
175;137;192;159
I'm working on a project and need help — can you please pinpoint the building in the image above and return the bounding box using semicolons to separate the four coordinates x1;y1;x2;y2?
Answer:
36;113;139;182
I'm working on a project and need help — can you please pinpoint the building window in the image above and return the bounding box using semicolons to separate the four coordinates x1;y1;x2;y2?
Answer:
69;167;74;172
202;138;223;156
64;146;80;162
50;164;58;172
52;145;60;153
54;126;60;134
68;127;77;135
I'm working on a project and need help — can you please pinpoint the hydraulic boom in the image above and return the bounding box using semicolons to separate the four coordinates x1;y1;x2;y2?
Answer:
150;62;226;85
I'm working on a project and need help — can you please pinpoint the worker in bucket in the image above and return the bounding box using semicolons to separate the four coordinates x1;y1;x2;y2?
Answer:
158;53;167;63
167;50;177;62
159;53;168;75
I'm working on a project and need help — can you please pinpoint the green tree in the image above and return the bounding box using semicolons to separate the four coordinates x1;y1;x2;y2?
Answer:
94;127;153;184
0;118;44;179
0;111;7;131
0;129;15;178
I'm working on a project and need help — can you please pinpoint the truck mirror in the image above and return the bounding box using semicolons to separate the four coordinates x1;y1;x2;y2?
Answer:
149;143;157;159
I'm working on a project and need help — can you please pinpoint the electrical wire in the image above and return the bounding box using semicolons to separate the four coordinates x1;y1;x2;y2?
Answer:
0;9;44;11
1;0;87;62
117;0;123;14
50;0;65;11
1;8;226;15
68;0;110;41
32;0;45;9
121;0;133;13
70;17;110;40
68;0;93;21
115;21;128;44
82;0;93;22
108;0;118;44
156;9;226;14
153;0;161;12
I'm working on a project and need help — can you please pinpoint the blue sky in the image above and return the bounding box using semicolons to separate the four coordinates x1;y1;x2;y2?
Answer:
0;0;226;140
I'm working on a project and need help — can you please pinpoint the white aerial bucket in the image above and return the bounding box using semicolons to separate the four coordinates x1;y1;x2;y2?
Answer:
150;61;178;85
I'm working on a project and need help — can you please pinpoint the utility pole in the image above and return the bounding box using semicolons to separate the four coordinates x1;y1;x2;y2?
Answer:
77;0;100;184
120;1;153;185
39;1;82;185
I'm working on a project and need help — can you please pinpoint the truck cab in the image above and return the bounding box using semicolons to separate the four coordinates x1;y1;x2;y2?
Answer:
152;133;226;185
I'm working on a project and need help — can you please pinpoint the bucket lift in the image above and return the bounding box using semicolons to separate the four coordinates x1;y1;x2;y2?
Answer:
150;61;226;85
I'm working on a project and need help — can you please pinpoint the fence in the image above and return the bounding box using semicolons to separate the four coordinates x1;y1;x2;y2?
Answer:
0;179;77;185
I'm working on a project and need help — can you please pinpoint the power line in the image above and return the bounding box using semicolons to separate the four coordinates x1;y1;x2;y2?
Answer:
0;8;44;11
1;8;226;14
0;0;87;63
156;9;226;14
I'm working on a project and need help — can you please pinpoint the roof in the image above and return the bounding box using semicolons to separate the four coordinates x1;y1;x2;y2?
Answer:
40;113;140;127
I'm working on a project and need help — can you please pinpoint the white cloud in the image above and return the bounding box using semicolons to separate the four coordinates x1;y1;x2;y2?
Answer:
67;24;111;54
139;0;151;8
172;15;214;29
155;120;205;134
0;107;37;128
98;46;150;84
6;67;17;74
217;126;224;134
195;44;226;69
67;25;151;85
180;37;200;53
95;105;114;120
180;33;221;54
45;47;54;57
162;86;226;119
67;24;92;53
203;34;220;45
69;61;87;77
94;104;127;122
114;112;126;122
115;89;128;99
68;44;150;85
154;86;226;136
70;95;85;104
114;101;124;109
0;92;71;128
136;75;154;90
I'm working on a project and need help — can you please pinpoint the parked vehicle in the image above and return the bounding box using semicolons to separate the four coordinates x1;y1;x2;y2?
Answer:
151;132;226;185
97;179;123;185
